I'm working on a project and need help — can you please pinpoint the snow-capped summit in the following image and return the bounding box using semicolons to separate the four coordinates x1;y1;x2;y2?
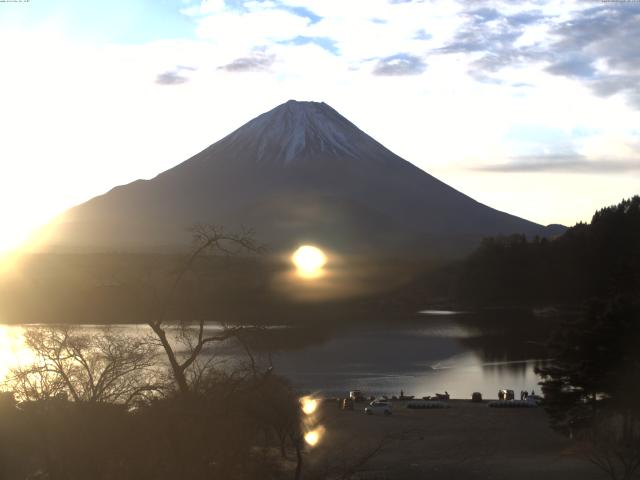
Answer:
216;100;395;165
48;100;562;256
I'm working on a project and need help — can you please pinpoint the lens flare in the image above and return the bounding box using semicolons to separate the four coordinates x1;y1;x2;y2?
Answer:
292;245;327;279
301;396;318;415
304;426;325;447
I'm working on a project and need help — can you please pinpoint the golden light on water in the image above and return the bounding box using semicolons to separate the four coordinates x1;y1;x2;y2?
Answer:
304;426;325;447
291;245;327;279
301;396;318;415
0;326;34;382
304;430;319;446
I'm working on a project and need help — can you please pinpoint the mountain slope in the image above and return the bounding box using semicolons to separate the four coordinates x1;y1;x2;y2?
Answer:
48;100;560;257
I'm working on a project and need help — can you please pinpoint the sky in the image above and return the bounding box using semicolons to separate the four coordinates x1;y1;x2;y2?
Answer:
1;0;639;254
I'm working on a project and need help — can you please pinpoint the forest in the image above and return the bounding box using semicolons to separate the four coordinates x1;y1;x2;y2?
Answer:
453;196;640;308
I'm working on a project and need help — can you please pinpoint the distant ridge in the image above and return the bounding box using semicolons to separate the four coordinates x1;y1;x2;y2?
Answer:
47;100;563;257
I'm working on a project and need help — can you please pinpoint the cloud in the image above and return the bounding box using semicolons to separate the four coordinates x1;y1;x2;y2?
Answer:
475;155;640;174
218;52;275;72
156;71;189;85
194;6;311;52
435;6;547;85
413;29;432;40
468;7;501;23
508;10;547;26
546;56;596;78
438;7;547;59
372;53;426;76
438;3;640;109
544;5;640;108
155;66;196;85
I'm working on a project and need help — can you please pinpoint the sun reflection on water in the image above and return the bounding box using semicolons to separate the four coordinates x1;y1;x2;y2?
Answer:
300;396;318;415
304;426;325;447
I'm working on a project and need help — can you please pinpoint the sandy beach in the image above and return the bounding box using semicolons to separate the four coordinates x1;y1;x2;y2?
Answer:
303;399;603;480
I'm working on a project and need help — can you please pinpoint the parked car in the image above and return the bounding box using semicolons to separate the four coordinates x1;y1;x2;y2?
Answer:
471;392;483;402
364;401;392;415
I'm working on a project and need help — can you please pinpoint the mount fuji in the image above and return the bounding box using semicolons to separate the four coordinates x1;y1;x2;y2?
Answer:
48;100;562;257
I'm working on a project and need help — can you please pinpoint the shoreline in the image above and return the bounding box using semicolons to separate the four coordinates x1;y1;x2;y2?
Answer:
304;398;601;479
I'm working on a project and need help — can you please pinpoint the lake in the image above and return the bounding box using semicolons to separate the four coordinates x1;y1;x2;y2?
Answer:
268;310;549;399
0;309;553;400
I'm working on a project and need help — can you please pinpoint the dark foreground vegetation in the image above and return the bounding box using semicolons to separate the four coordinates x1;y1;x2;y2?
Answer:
536;295;640;480
0;370;301;479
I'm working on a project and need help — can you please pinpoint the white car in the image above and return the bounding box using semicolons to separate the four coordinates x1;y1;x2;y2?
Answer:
364;401;392;415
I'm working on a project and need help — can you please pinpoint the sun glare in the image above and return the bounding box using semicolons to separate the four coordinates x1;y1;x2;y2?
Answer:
0;230;30;273
301;396;318;415
304;426;325;447
292;245;327;279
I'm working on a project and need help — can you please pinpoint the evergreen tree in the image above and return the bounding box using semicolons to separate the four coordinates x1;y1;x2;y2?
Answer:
536;296;640;479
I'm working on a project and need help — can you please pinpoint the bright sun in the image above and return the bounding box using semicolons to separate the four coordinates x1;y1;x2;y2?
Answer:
291;245;327;279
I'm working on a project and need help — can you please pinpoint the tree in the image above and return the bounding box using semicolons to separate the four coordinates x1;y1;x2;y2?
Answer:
536;296;640;480
8;326;162;406
146;223;264;395
0;225;310;479
455;195;640;307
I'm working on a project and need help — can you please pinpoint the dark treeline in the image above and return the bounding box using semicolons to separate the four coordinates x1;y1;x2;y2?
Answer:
0;252;432;326
468;196;640;480
535;290;640;479
454;196;640;307
446;196;640;479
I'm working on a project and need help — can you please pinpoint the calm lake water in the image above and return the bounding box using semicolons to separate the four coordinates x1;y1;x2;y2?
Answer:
0;310;552;400
269;311;548;399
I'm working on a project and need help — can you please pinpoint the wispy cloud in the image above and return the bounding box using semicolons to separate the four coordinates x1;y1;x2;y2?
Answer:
155;66;196;85
437;5;550;83
437;3;640;109
544;5;640;108
373;53;426;76
413;29;432;40
218;52;275;72
475;155;640;174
